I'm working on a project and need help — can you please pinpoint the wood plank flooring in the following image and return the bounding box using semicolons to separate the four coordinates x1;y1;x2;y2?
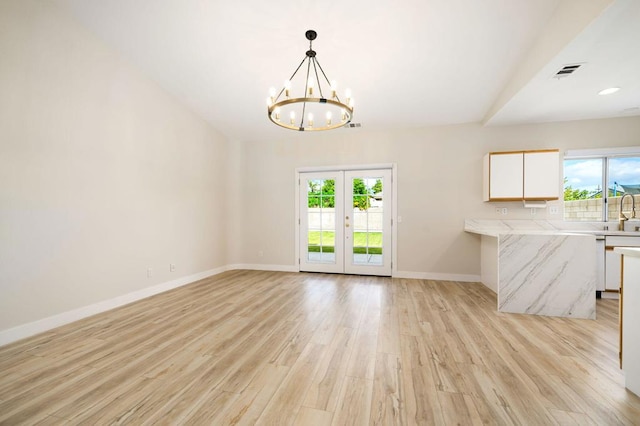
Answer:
1;270;639;425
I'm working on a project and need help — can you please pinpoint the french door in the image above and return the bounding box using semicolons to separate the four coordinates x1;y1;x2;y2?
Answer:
299;169;392;276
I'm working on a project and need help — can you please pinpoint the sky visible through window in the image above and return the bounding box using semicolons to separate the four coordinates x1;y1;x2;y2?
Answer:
564;157;640;193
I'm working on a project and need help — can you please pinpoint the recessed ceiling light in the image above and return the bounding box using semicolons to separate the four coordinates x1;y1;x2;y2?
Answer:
598;87;620;95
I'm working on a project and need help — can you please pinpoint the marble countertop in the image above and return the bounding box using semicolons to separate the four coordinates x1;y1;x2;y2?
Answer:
614;247;640;258
465;219;640;238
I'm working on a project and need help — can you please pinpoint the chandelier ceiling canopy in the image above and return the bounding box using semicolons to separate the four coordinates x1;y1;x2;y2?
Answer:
267;30;354;132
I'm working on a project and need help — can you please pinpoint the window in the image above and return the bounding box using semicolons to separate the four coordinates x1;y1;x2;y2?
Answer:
564;149;640;221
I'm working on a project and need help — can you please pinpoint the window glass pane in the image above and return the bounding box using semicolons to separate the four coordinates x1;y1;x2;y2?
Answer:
321;179;335;195
321;195;334;208
306;177;337;263
307;228;320;262
350;176;384;266
563;159;604;221
608;157;640;222
308;212;321;230
353;212;367;232
321;252;336;263
321;212;335;229
367;213;383;231
320;231;335;253
308;196;320;208
308;180;322;196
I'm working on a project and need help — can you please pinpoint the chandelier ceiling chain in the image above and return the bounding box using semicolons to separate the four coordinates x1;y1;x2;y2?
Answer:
267;30;354;132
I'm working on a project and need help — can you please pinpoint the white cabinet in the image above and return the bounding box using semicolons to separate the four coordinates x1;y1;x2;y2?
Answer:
484;152;523;200
524;151;560;199
605;236;640;291
483;149;559;201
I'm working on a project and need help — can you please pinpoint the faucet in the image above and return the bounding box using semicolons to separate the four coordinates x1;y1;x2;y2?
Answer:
619;193;637;231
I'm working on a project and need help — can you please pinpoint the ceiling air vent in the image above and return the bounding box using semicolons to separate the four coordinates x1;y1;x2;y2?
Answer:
552;63;585;79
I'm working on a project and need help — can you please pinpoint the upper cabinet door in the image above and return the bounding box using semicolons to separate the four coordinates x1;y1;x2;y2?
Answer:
485;152;524;201
523;151;559;200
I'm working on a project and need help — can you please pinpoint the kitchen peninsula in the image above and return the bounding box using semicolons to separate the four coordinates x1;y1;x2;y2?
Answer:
465;219;596;319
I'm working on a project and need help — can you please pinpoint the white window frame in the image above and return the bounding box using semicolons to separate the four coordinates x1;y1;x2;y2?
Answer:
564;147;640;222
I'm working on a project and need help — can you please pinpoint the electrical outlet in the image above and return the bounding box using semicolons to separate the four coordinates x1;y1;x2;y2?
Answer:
501;208;508;215
147;267;153;278
496;208;501;214
531;208;537;216
170;264;176;272
549;206;560;215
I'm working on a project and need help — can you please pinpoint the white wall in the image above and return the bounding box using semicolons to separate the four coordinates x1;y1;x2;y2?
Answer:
234;117;640;277
0;0;229;333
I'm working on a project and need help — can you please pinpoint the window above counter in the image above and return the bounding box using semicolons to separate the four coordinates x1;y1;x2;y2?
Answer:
564;147;640;222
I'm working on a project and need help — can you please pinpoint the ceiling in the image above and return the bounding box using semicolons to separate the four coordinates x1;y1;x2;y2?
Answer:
50;0;640;141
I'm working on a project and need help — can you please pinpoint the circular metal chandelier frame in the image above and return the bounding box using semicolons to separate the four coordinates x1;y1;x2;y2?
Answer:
267;97;353;131
267;30;353;132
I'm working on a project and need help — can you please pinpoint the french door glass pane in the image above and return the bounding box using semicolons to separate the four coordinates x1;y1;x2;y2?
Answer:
351;177;383;265
608;156;640;221
307;179;336;263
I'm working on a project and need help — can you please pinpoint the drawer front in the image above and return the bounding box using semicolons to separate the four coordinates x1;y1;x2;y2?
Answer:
606;236;640;247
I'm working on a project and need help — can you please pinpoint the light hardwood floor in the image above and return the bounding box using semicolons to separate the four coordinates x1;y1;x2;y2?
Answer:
1;270;639;425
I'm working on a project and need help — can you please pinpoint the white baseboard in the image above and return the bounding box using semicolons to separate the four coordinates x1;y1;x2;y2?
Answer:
228;263;299;273
393;270;481;282
0;265;231;347
601;291;619;300
0;264;478;347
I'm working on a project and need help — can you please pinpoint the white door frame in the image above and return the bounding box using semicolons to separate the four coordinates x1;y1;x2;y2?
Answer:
294;163;398;276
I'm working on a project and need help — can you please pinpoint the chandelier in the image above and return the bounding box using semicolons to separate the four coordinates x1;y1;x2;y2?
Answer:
267;30;354;131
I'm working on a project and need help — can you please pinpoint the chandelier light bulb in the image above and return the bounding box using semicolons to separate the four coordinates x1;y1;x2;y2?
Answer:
308;113;314;127
341;108;347;122
266;97;272;107
269;87;276;104
307;78;314;96
284;80;291;97
326;111;332;125
274;107;281;121
330;80;337;99
290;111;296;124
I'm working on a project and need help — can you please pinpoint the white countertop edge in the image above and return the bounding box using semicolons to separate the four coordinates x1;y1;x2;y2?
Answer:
464;225;596;238
464;219;640;237
614;247;640;257
464;230;596;238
